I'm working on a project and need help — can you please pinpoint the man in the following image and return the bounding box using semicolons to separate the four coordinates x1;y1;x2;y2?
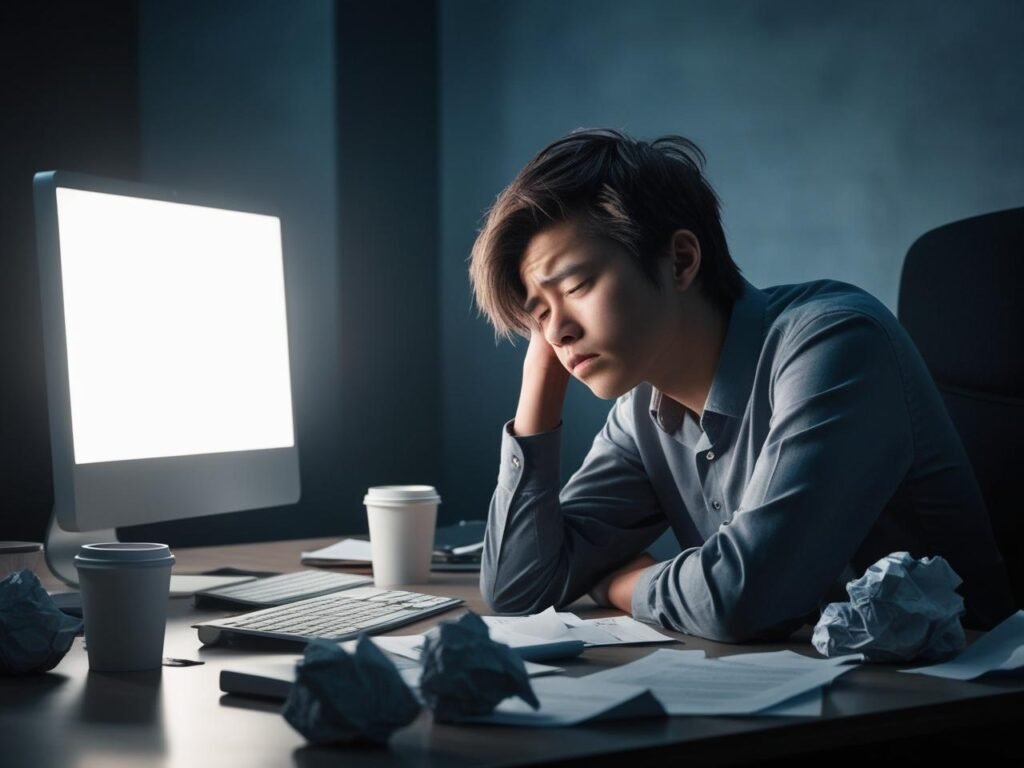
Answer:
468;128;1014;642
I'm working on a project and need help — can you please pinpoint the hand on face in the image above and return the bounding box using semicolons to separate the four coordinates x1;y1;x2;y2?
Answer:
523;327;571;386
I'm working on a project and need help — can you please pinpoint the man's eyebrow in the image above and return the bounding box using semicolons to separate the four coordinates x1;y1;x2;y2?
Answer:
522;262;588;314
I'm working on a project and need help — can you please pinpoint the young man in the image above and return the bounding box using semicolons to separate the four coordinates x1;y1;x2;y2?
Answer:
469;128;1014;642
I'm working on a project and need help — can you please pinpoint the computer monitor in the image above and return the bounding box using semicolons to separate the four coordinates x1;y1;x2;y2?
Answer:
33;171;301;586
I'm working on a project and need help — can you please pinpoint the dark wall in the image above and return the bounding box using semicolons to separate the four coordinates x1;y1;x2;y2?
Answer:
128;0;439;545
438;0;1024;532
0;2;140;542
1;1;439;546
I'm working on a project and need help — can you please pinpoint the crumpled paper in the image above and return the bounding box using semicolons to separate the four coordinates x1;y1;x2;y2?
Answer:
282;636;420;745
813;552;966;662
0;569;82;675
420;611;539;721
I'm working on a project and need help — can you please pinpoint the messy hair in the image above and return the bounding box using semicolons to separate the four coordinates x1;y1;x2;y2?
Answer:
469;128;742;340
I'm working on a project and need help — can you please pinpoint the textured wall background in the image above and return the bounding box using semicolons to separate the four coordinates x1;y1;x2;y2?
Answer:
439;0;1024;534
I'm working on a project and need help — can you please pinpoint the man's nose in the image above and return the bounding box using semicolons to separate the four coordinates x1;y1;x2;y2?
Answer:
544;308;580;347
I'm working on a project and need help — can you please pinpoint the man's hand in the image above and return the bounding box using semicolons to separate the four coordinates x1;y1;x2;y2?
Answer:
607;553;657;613
513;330;570;436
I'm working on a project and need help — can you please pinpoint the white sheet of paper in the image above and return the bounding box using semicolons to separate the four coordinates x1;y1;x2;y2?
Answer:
371;633;571;672
712;650;862;717
588;648;856;716
399;659;563;691
900;609;1024;680
484;606;573;643
560;614;675;645
484;608;675;647
300;538;373;562
465;676;664;727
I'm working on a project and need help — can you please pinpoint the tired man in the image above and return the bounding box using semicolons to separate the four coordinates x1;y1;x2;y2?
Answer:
469;128;1013;642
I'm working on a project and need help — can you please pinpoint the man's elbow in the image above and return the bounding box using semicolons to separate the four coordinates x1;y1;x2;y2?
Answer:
692;607;806;644
479;569;554;616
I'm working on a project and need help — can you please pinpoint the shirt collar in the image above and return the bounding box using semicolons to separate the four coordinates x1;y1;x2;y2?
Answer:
649;278;767;433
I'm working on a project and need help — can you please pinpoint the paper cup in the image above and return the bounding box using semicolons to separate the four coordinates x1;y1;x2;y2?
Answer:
0;541;44;579
74;543;175;672
364;485;440;588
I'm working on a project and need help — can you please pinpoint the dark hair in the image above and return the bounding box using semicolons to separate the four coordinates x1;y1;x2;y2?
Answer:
469;128;742;339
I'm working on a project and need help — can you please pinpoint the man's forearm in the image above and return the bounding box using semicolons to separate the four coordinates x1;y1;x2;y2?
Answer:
514;371;568;435
606;553;657;612
513;332;569;436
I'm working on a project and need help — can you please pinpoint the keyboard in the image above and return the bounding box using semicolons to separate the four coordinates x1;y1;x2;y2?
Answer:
193;570;374;608
194;586;463;646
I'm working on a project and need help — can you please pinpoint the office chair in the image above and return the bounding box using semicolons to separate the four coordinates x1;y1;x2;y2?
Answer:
898;207;1024;609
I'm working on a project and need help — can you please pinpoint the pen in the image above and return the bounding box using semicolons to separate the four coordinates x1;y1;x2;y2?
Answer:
451;541;485;556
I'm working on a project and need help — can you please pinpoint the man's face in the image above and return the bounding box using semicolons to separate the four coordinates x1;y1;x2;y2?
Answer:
519;221;676;399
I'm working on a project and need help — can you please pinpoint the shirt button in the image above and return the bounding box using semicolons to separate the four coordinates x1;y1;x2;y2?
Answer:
511;455;521;469
705;450;716;461
712;500;722;511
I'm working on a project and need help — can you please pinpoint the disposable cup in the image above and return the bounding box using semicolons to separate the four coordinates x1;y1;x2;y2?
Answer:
364;485;440;588
74;542;175;672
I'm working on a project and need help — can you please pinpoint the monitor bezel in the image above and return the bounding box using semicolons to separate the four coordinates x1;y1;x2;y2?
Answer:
34;170;301;532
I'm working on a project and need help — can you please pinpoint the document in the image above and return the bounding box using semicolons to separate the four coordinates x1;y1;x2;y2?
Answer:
900;609;1024;680
464;676;665;727
715;650;863;717
300;538;373;565
371;630;584;663
586;648;858;716
483;606;675;647
220;649;560;702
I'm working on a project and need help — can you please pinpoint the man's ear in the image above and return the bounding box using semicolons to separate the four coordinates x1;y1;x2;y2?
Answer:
668;229;701;291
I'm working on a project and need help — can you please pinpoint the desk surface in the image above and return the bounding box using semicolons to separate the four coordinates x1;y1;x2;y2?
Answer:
3;538;1022;768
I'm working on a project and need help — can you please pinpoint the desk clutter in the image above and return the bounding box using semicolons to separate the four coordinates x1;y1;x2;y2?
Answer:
221;605;1024;746
300;519;487;572
5;541;1024;753
813;551;967;662
0;569;81;674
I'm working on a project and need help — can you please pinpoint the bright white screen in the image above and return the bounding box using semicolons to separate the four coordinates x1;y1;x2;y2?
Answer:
56;187;295;464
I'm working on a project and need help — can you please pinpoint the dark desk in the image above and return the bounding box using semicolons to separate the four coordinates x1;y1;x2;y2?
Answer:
3;538;1021;767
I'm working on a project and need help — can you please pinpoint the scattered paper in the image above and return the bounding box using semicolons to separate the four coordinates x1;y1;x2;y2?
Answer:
714;650;863;717
559;614;677;645
301;539;372;565
462;676;665;727
400;660;563;689
483;606;675;647
371;631;582;664
900;609;1024;680
587;648;858;716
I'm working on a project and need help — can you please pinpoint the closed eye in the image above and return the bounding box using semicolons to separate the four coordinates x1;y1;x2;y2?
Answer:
567;278;592;295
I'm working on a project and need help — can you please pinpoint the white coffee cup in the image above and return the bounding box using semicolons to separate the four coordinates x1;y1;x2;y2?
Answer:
74;542;175;672
364;485;441;588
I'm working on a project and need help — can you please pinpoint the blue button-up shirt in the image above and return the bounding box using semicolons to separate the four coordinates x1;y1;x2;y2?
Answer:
481;278;1014;642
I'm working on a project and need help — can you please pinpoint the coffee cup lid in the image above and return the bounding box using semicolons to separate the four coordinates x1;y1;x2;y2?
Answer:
74;542;175;568
363;485;441;506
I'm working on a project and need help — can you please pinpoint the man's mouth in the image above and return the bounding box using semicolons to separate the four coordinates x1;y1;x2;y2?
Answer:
568;353;598;372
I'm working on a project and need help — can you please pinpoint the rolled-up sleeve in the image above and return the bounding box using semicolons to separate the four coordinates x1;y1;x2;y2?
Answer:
480;393;670;615
632;311;914;642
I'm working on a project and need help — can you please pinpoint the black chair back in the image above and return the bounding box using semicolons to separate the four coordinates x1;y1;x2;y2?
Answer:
898;207;1024;608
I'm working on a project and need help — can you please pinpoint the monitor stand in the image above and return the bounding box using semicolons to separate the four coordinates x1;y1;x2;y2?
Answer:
44;510;198;593
45;512;118;588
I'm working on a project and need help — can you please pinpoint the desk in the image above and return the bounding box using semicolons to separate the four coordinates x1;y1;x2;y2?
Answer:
2;538;1021;767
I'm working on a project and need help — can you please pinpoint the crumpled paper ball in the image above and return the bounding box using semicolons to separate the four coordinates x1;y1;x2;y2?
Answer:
813;552;966;662
0;569;83;675
420;611;539;721
283;636;421;745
